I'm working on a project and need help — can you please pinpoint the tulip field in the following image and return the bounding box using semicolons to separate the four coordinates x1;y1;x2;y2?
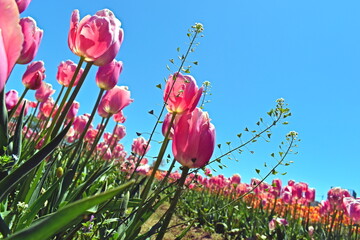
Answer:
0;0;359;239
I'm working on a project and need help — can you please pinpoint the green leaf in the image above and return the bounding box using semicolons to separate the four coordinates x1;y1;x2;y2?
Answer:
16;177;62;230
0;215;10;238
255;169;260;174
0;90;8;155
156;84;162;89
0;122;71;202
175;220;195;240
11;102;26;161
6;180;135;240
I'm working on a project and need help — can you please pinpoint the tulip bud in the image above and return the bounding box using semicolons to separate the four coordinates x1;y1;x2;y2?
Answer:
56;167;64;178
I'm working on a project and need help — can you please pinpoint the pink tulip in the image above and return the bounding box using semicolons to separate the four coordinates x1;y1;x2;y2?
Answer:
68;9;124;66
73;114;91;133
172;107;215;168
131;136;150;156
113;110;126;123
328;187;351;210
305;188;315;202
161;112;180;139
5;89;19;110
164;73;203;114
230;174;241;185
96;59;123;90
0;0;24;92
39;98;57;118
113;125;126;140
13;99;34;117
56;60;84;87
17;17;43;64
97;86;133;117
15;0;32;13
85;128;98;143
22;61;45;89
66;101;80;120
35;81;54;102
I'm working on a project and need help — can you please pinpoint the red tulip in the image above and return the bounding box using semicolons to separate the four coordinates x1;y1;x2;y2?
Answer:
172;108;215;168
68;9;124;66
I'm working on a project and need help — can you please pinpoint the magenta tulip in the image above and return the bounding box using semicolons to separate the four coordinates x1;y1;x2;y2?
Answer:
96;59;123;90
22;61;45;89
131;136;150;156
56;60;84;87
0;0;23;92
68;9;124;66
17;17;43;64
5;89;19;110
164;73;203;114
15;0;32;13
172;107;215;168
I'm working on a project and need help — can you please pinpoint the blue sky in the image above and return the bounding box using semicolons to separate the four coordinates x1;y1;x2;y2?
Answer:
6;0;360;200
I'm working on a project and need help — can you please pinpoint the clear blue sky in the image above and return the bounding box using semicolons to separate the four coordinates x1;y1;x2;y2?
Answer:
6;0;360;200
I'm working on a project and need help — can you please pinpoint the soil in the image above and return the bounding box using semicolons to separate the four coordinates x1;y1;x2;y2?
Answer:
141;203;224;240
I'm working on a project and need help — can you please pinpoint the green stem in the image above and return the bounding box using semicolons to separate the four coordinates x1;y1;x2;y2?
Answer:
155;166;189;240
48;57;87;142
140;112;177;201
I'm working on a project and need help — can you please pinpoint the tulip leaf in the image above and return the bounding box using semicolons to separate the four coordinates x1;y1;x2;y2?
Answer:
11;102;26;161
0;90;8;156
0;122;71;202
6;180;135;240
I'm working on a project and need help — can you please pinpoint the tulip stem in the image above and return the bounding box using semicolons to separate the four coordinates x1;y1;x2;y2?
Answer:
155;166;189;240
8;88;29;120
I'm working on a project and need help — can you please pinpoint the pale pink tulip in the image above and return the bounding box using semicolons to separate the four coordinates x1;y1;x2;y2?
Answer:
17;17;43;64
113;110;126;123
73;114;91;133
0;0;24;92
164;73;203;114
68;9;124;66
66;101;80;120
22;61;45;89
172;108;215;168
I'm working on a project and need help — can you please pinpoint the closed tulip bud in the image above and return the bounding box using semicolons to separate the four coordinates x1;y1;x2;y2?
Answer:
35;81;54;102
96;60;123;90
0;0;24;93
56;167;64;178
164;73;203;114
172;108;215;168
17;17;43;64
15;0;32;13
5;90;19;110
22;61;45;90
68;9;124;66
97;86;133;117
56;60;84;87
